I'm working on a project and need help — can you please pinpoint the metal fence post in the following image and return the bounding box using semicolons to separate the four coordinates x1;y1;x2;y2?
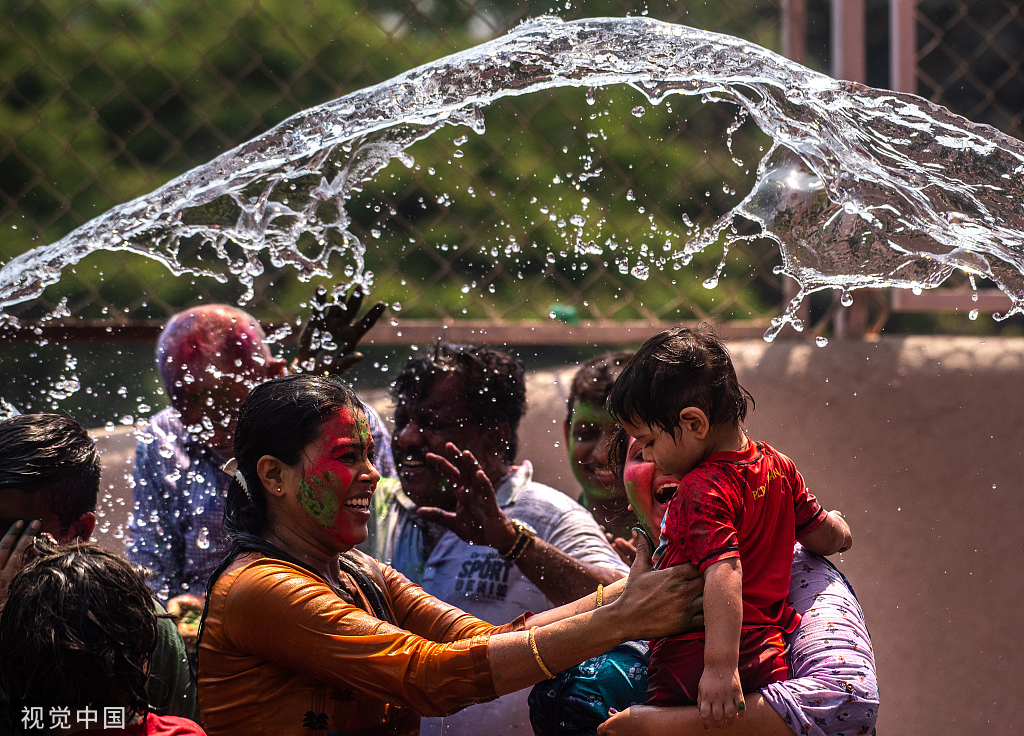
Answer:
890;0;918;94
830;0;870;338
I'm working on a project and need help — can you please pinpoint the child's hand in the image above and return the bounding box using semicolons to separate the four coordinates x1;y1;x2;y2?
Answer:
697;663;744;728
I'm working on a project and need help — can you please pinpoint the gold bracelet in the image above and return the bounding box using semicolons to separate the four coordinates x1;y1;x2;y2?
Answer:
596;583;604;608
529;626;554;679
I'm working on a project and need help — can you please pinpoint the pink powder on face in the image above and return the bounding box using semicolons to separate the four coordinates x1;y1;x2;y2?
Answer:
297;408;377;546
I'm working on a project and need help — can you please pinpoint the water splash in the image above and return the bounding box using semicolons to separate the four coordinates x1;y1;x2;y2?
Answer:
2;16;1024;342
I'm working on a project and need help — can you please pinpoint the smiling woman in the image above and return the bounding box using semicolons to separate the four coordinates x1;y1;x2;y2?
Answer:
194;373;710;736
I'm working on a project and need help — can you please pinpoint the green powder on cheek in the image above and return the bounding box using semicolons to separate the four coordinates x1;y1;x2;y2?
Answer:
355;416;370;444
298;473;340;527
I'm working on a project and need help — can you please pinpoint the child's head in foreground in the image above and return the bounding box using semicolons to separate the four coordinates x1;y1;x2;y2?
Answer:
607;324;753;478
0;539;158;731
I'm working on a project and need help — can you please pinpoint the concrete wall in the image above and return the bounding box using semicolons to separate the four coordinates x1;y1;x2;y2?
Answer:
90;336;1024;736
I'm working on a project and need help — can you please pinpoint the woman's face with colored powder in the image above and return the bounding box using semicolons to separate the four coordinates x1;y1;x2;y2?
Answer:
292;406;380;551
622;436;679;537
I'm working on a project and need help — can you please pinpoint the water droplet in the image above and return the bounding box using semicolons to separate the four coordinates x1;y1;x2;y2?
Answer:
631;105;645;117
585;87;596;105
454;135;468;146
969;309;979;320
371;229;381;239
816;336;829;347
546;252;557;264
391;301;402;312
840;290;854;307
197;527;210;549
460;284;471;294
703;276;719;289
630;263;650;280
453;149;465;158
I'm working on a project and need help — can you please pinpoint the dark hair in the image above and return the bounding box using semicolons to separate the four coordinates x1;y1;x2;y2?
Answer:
608;324;754;434
223;374;364;539
0;539;157;727
0;414;100;533
391;341;526;463
606;424;632;483
566;351;634;425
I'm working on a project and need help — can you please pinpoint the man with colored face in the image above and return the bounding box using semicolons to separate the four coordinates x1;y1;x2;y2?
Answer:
129;303;395;606
366;342;628;736
0;413;199;729
564;351;638;553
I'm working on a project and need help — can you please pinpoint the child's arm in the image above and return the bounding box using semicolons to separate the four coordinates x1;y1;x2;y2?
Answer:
699;557;744;728
798;510;852;556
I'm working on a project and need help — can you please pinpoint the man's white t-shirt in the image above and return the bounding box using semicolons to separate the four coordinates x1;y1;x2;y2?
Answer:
366;461;628;735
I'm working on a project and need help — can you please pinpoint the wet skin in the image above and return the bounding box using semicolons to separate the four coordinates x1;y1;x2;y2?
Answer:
618;418;709;481
291;408;380;550
392;373;508;510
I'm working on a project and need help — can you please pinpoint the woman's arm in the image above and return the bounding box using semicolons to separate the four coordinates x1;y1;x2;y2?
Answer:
487;535;705;696
218;560;505;718
597;695;792;736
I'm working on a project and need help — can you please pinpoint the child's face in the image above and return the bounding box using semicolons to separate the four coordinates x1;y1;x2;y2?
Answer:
618;417;705;479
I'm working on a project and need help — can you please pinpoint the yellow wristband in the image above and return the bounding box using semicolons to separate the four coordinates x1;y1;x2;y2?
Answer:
529;626;555;679
596;583;604;608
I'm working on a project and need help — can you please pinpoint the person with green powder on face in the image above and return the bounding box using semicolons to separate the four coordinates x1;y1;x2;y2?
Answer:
564;351;639;564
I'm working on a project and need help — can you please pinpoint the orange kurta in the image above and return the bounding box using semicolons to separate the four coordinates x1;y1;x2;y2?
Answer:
197;549;527;736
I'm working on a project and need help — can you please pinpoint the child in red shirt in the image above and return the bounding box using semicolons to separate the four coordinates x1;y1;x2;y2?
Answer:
608;325;852;728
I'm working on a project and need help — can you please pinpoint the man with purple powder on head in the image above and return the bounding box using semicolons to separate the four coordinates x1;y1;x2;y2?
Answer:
128;299;394;613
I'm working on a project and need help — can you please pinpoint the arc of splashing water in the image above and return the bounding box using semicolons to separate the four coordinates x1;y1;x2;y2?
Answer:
2;16;1024;338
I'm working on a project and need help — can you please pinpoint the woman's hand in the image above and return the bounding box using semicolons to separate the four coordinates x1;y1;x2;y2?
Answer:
0;520;41;604
610;529;638;566
598;706;652;736
606;533;704;640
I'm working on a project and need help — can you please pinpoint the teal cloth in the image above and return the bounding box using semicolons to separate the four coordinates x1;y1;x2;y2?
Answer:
529;641;649;736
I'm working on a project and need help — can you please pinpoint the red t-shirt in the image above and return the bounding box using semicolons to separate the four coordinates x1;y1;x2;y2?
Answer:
657;440;825;633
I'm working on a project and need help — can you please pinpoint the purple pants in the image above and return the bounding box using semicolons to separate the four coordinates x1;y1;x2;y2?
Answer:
760;544;879;736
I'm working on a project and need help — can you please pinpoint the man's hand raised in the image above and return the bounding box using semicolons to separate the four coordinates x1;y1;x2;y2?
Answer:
296;284;386;376
417;442;518;553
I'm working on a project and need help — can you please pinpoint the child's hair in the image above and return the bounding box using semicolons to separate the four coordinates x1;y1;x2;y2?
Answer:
608;324;754;434
0;539;157;724
0;413;100;534
223;373;364;539
566;351;634;425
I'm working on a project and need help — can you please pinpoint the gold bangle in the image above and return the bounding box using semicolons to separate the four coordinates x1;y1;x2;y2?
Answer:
596;583;604;608
529;626;555;679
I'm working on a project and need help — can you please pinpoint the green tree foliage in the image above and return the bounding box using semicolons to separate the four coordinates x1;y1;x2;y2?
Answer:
1;0;784;325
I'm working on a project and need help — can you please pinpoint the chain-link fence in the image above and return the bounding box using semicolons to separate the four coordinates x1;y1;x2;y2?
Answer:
2;0;1024;340
0;0;787;338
